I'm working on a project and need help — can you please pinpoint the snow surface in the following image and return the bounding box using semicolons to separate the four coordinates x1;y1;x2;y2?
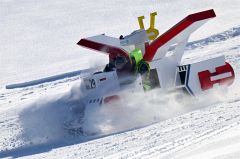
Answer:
1;0;240;158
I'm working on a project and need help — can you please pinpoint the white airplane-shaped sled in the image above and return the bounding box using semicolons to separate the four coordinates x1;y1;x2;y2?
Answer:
77;9;235;107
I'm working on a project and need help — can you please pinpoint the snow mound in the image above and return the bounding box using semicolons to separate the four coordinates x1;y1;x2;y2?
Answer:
16;81;226;149
18;82;85;145
82;88;226;135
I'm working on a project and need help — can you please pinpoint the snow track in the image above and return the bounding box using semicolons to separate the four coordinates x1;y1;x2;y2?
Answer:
186;26;240;50
2;98;240;159
5;70;84;89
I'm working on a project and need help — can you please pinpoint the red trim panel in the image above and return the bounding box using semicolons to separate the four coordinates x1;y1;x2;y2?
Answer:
78;38;130;63
143;9;216;61
104;95;120;104
198;62;235;91
100;77;107;81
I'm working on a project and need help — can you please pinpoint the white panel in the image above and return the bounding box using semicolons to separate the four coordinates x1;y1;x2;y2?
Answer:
152;19;210;61
187;56;225;95
82;71;121;105
150;57;178;89
88;35;121;47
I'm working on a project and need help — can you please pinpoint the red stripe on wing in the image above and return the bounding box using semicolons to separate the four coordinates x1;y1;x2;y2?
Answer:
143;9;216;61
78;38;131;63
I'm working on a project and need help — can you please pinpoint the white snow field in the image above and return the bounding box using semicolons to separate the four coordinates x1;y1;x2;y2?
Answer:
1;0;240;158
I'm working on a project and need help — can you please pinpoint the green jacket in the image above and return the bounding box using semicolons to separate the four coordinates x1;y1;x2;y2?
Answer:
130;48;150;74
130;48;151;91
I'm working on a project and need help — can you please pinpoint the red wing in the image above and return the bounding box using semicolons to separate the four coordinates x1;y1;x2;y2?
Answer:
143;9;216;61
77;34;130;63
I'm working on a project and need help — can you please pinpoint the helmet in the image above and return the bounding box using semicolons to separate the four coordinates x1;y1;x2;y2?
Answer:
114;55;128;69
138;59;150;75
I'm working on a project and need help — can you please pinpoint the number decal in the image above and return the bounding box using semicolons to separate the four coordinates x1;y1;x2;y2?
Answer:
90;79;96;89
84;78;96;89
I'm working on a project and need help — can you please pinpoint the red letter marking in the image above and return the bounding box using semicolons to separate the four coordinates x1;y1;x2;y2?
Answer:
198;62;235;91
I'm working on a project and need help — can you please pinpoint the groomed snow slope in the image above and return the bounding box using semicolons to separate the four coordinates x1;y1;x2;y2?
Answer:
1;26;240;159
1;0;240;158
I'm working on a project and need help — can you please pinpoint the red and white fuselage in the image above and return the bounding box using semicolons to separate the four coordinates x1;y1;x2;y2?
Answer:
77;9;235;106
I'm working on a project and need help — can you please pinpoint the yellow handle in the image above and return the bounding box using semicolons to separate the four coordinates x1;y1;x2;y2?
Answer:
138;16;145;29
137;12;159;40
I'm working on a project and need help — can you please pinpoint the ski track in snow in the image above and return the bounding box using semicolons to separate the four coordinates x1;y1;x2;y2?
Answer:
186;26;240;50
2;98;240;159
5;70;84;89
0;27;240;158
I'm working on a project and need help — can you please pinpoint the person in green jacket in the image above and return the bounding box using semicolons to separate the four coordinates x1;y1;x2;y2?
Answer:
130;48;151;91
104;48;152;91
